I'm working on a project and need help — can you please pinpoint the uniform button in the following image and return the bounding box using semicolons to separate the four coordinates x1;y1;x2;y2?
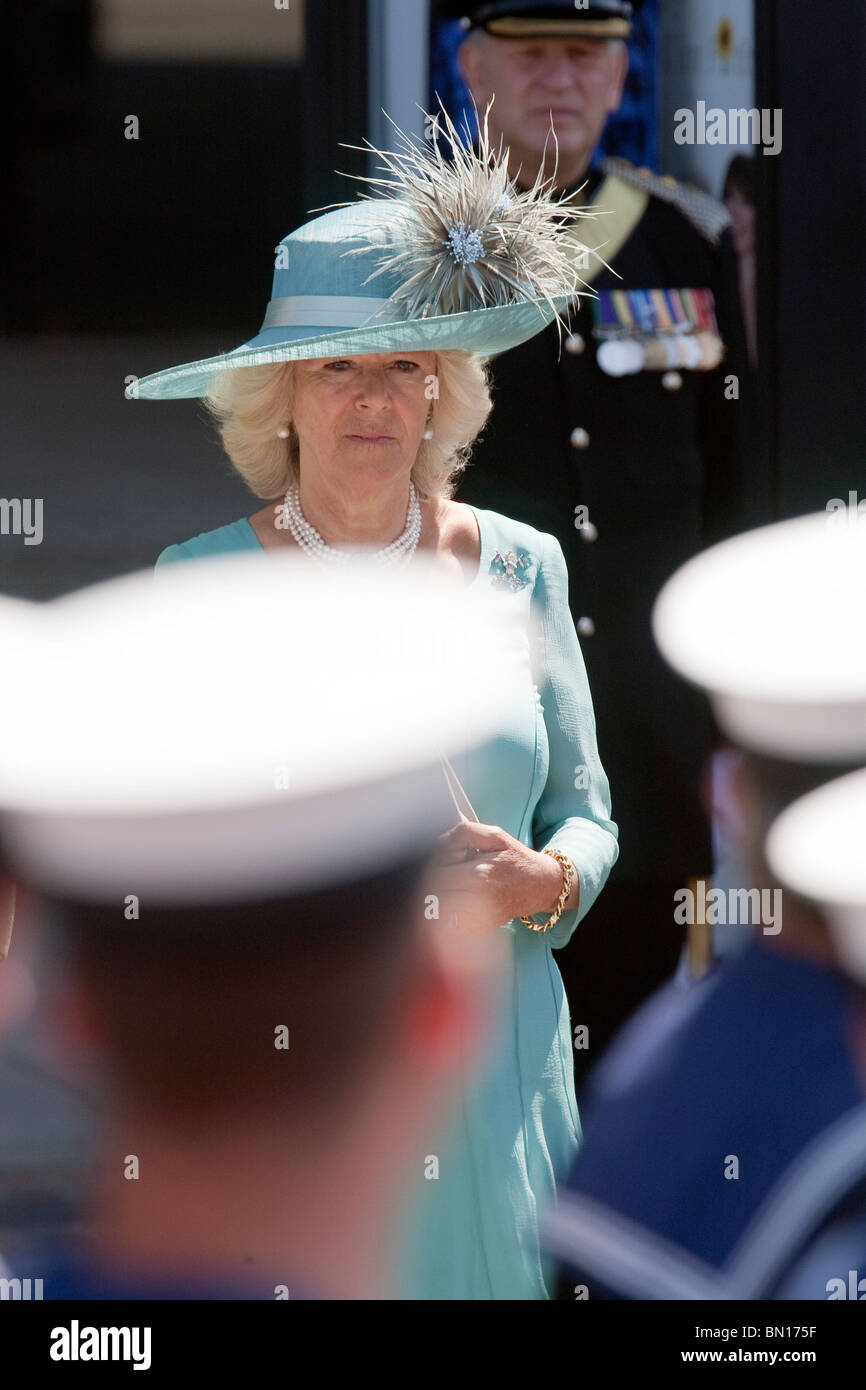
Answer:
565;332;585;355
662;370;684;391
578;521;598;543
570;427;591;449
577;617;595;638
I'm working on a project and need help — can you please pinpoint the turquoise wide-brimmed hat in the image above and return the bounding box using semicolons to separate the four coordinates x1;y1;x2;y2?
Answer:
129;105;595;402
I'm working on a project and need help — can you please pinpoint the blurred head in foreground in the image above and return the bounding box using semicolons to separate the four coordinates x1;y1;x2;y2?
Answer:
0;551;523;1299
767;767;866;997
539;510;866;1300
652;509;866;969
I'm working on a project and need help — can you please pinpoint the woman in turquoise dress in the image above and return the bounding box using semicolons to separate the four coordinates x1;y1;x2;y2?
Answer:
137;105;618;1298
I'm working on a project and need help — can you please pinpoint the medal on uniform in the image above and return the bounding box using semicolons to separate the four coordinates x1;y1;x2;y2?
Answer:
591;288;724;376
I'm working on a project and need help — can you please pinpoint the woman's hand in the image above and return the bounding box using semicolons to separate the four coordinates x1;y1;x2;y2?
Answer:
426;820;577;935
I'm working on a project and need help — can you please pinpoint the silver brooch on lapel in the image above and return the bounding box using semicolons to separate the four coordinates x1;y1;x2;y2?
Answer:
489;550;532;592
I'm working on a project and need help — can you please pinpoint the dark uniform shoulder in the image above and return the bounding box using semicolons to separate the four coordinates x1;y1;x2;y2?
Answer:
602;157;732;249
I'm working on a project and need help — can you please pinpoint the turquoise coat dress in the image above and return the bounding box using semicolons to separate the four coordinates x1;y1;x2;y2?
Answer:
155;504;618;1299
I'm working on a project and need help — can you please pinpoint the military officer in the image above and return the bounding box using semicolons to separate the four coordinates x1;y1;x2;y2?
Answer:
439;0;751;1072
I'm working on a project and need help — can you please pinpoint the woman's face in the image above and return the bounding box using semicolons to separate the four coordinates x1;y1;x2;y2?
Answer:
291;351;438;487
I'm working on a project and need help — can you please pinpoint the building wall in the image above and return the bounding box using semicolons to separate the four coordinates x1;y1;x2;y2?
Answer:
5;1;306;333
659;0;755;196
368;0;430;150
95;0;305;62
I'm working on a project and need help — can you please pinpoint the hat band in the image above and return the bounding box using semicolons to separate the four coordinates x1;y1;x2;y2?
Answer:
486;17;631;38
261;295;397;331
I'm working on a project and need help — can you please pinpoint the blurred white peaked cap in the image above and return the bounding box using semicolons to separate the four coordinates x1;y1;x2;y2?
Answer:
0;550;529;906
766;769;866;984
652;511;866;760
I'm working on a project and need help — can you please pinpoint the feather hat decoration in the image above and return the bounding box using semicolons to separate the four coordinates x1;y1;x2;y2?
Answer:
129;101;604;401
336;99;598;337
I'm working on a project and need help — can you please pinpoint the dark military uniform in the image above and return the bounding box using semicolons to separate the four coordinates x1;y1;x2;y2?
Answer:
458;159;750;1068
13;1249;320;1299
538;944;866;1300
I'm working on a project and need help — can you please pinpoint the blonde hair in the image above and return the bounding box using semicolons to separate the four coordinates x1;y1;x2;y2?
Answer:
202;350;492;501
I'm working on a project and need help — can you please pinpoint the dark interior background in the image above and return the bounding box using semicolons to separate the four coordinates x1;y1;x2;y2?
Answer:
6;10;305;336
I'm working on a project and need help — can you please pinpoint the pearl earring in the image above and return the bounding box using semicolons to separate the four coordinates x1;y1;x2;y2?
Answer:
277;426;290;439
423;411;434;441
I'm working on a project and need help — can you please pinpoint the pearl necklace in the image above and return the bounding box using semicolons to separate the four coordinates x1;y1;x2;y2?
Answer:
278;482;422;570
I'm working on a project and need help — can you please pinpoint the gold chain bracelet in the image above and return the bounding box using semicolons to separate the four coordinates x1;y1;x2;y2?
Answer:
520;850;576;933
